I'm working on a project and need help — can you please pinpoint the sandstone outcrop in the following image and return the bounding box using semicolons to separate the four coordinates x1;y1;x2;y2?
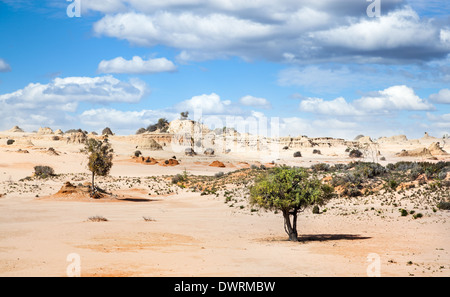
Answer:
136;137;163;151
8;126;24;133
66;131;87;144
38;127;54;135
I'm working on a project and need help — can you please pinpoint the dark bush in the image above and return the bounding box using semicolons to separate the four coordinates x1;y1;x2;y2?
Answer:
349;149;363;158
389;161;450;180
147;118;169;133
185;148;196;156
437;201;450;210
438;168;449;180
172;174;186;184
332;164;348;171
215;172;224;178
312;149;321;155
34;165;55;178
6;139;15;145
136;128;147;135
312;205;320;214
204;148;215;155
65;128;84;134
102;127;113;135
386;163;395;171
311;163;330;172
343;172;363;186
353;162;387;178
343;185;362;197
388;179;399;190
293;151;302;158
134;150;142;157
413;213;423;219
400;209;408;216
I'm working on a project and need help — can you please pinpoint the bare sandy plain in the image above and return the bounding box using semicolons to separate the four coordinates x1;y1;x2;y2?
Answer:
0;127;449;277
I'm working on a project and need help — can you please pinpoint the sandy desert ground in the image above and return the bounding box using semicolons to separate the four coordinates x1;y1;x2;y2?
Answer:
0;127;449;277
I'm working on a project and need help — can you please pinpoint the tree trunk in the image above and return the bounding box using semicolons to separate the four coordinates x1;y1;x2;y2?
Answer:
283;210;298;242
292;211;298;241
91;171;95;198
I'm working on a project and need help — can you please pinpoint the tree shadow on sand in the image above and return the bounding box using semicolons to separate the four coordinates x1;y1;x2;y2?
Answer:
116;197;162;202
298;234;371;243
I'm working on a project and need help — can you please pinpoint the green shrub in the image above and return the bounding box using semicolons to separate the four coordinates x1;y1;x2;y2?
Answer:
102;127;113;135
293;151;302;158
332;164;348;171
343;172;363;186
352;162;387;178
388;179;399;190
343;185;362;197
349;149;363;158
88;216;108;222
34;166;55;178
311;163;330;172
437;201;450;210
215;171;224;178
400;209;408;216
438;167;450;180
413;213;423;219
172;174;184;184
312;205;320;214
136;128;147;135
390;162;450;180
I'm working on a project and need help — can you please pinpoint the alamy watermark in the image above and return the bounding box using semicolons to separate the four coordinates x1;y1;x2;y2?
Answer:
66;0;81;18
169;108;281;163
366;253;381;277
66;253;81;277
66;1;379;19
366;0;381;18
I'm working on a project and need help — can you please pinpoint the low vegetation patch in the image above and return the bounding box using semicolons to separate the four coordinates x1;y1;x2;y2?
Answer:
34;166;55;178
437;201;450;210
87;216;108;222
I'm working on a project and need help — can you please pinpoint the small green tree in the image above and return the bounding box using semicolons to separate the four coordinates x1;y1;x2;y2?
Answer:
250;166;334;242
147;118;169;132
83;137;114;198
180;111;189;120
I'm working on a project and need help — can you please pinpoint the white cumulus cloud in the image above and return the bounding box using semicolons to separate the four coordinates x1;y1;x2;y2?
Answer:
175;93;234;114
239;95;271;109
0;75;148;107
299;85;434;117
429;88;450;104
300;96;363;116
88;2;449;64
354;85;435;112
98;56;177;74
0;76;149;131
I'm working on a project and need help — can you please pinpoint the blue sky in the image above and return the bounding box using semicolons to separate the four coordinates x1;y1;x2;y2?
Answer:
0;0;449;139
